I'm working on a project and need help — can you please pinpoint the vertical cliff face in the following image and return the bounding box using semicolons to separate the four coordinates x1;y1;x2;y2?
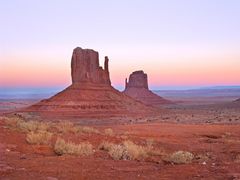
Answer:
71;47;111;85
124;70;172;107
125;71;148;89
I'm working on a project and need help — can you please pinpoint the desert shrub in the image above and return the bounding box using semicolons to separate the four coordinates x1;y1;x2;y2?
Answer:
195;153;210;163
146;138;155;148
98;141;116;151
4;117;50;133
26;131;52;145
4;117;22;127
104;128;114;136
18;120;50;132
17;120;38;132
108;144;128;160
235;154;240;163
55;121;74;133
167;151;194;164
123;140;147;160
56;122;100;135
81;126;100;134
99;140;147;160
120;135;128;140
54;138;93;156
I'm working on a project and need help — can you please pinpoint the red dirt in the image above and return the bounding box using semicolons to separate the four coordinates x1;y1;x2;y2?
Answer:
1;119;240;180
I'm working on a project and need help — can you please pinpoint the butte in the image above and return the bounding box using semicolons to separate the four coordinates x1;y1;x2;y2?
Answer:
23;47;156;119
123;70;172;107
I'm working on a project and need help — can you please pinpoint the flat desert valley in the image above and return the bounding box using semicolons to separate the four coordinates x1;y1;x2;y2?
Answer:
1;90;240;180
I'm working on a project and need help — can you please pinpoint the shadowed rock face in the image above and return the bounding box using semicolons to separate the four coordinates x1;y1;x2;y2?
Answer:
71;47;110;85
125;71;148;89
124;70;172;107
24;48;156;119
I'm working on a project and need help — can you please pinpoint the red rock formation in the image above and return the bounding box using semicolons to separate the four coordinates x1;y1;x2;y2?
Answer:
71;47;110;85
126;71;148;89
24;48;156;119
233;98;240;104
124;70;172;107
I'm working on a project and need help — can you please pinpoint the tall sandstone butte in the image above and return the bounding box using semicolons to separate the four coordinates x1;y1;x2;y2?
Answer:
123;70;172;107
25;47;156;119
71;47;110;85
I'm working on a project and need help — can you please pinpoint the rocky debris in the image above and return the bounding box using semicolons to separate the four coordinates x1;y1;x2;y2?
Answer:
23;48;156;119
124;70;172;107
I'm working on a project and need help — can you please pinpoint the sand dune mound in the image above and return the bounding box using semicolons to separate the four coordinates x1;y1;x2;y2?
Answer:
24;48;155;118
123;71;172;107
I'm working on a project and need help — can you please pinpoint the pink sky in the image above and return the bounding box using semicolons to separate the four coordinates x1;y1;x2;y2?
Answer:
1;1;240;89
1;48;240;89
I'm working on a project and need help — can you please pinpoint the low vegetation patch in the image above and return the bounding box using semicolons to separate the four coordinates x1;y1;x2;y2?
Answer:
79;126;100;134
235;154;240;163
4;117;50;132
26;131;52;145
54;138;93;156
104;128;114;136
99;140;148;160
55;121;75;133
55;122;100;135
166;151;194;164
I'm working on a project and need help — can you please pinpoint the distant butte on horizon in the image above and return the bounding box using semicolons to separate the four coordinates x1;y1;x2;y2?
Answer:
123;70;172;107
22;47;157;119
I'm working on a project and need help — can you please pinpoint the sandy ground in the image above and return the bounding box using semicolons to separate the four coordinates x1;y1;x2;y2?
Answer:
0;119;240;179
0;98;240;180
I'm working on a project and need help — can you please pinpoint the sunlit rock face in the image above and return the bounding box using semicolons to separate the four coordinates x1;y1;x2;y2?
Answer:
125;70;148;89
124;70;172;107
23;48;156;119
71;47;110;85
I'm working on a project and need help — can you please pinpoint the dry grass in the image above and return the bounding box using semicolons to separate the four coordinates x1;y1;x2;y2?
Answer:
166;151;194;164
26;131;52;145
235;154;240;163
80;126;100;134
54;138;93;156
98;141;115;151
108;144;128;160
104;128;114;136
55;122;100;135
4;117;50;132
55;121;75;133
146;138;155;147
20;121;50;132
99;140;148;160
4;117;22;127
123;140;148;160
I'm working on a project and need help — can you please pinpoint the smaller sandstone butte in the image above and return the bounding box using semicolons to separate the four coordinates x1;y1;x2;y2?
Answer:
23;48;156;119
123;71;172;107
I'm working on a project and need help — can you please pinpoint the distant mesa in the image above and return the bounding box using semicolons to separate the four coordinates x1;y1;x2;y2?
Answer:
234;98;240;103
23;47;156;119
123;70;172;107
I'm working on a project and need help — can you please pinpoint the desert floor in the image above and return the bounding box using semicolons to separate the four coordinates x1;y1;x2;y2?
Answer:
0;97;240;180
